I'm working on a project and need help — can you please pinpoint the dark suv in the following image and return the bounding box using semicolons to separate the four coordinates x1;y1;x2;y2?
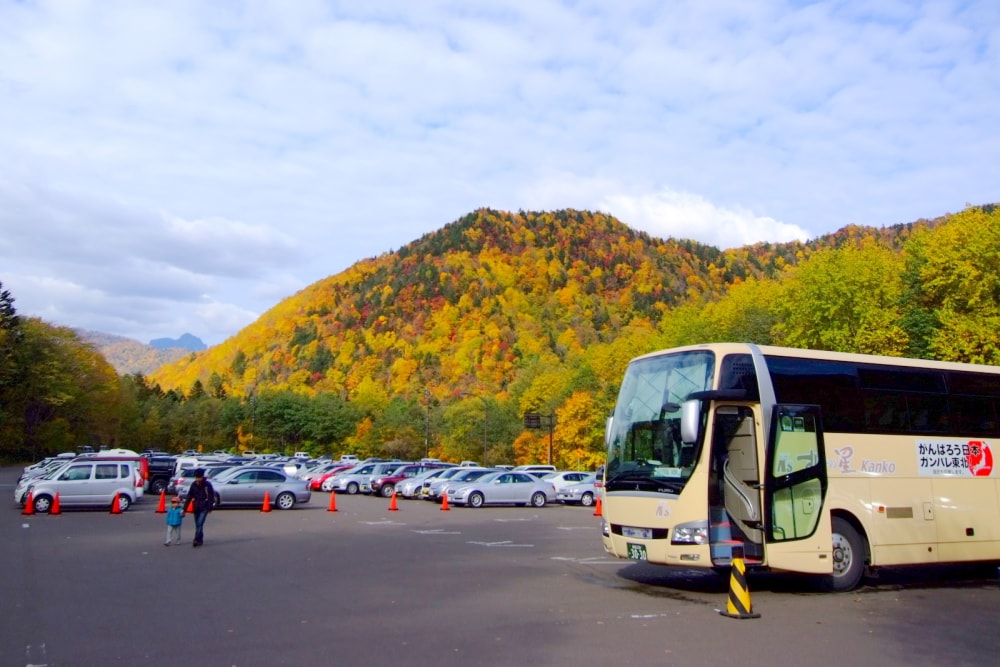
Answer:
145;456;177;495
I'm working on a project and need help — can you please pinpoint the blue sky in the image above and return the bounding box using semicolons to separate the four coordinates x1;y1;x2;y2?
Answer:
1;0;997;346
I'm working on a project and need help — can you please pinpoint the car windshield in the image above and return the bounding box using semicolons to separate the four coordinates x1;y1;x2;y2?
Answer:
474;472;502;484
454;469;491;482
43;464;71;480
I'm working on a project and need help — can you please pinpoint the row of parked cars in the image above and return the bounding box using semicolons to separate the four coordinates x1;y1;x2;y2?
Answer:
15;450;601;513
302;459;601;509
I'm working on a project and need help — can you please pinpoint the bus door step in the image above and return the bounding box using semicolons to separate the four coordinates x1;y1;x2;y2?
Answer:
710;508;743;562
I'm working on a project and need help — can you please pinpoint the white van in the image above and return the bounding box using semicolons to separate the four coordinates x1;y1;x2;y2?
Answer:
79;450;147;498
16;459;142;513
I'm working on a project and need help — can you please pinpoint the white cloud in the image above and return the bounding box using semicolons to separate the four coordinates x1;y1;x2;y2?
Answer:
601;189;810;249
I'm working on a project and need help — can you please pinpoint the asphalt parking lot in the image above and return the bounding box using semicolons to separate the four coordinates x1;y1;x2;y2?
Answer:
3;467;1000;666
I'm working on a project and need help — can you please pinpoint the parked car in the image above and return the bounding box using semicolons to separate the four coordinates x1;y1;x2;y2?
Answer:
301;462;343;484
424;467;494;502
172;464;242;499
330;462;384;495
446;471;558;508
370;462;450;497
555;473;598;506
273;459;317;478
541;470;592;492
145;455;177;495
512;464;557;476
15;459;143;513
396;467;452;499
18;454;78;484
314;464;357;491
210;466;311;509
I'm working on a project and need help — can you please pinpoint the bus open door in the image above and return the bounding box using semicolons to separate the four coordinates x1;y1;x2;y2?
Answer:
762;404;832;576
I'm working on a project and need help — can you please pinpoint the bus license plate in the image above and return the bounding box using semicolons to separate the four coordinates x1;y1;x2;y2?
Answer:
622;526;652;539
627;543;648;561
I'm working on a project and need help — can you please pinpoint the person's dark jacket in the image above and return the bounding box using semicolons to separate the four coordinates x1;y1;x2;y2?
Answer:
185;478;215;513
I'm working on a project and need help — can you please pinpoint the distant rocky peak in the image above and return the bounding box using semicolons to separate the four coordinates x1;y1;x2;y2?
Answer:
149;333;206;351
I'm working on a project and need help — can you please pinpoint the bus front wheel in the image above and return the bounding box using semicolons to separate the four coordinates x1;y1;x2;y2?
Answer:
827;517;866;591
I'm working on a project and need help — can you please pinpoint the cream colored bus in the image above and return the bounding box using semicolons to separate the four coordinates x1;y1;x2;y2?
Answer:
600;343;1000;590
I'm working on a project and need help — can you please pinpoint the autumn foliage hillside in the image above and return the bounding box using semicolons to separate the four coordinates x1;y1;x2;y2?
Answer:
143;206;952;464
150;209;759;396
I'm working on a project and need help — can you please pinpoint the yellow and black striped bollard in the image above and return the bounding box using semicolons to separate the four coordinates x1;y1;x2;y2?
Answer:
720;557;760;619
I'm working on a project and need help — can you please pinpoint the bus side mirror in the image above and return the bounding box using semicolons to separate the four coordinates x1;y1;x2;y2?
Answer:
680;399;702;444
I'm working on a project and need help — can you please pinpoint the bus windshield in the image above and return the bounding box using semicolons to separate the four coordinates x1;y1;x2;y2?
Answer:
605;350;715;494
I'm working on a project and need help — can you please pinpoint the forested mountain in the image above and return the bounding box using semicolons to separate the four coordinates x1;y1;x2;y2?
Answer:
77;330;194;376
150;208;935;398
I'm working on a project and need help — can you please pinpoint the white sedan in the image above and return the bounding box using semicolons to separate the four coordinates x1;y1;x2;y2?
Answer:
446;471;557;508
555;474;598;506
541;470;593;492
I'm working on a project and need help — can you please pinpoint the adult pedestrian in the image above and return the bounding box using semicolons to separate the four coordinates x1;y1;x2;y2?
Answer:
184;468;214;547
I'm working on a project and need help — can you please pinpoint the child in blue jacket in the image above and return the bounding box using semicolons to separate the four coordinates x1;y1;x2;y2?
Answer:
164;496;184;546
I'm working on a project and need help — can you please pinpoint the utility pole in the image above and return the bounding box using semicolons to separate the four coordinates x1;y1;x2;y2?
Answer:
424;388;431;459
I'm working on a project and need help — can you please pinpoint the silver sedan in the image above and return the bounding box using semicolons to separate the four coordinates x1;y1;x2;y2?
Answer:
446;471;557;508
211;467;312;509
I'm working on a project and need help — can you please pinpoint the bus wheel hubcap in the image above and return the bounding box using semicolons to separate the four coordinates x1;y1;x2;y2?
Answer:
832;533;851;575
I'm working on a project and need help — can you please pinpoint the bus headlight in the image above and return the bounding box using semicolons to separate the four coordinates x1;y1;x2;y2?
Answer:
601;519;610;537
671;521;708;545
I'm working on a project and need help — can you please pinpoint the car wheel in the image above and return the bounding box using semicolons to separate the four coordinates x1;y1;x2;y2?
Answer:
530;492;547;508
469;492;485;508
825;517;867;591
116;494;132;512
151;478;168;495
275;492;296;510
580;492;594;507
381;484;395;498
214;493;222;508
33;494;53;514
347;482;359;495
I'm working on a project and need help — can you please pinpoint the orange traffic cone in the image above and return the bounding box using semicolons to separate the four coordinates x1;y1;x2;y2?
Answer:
185;498;194;513
327;491;338;512
110;493;122;514
388;490;399;511
22;491;35;515
50;492;62;515
593;494;603;517
261;491;272;512
440;492;450;511
156;490;167;514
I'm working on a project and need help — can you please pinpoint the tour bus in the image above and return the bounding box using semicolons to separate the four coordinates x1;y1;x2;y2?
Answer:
601;343;1000;590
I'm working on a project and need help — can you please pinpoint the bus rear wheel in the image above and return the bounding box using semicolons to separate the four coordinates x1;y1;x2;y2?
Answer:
826;517;866;591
